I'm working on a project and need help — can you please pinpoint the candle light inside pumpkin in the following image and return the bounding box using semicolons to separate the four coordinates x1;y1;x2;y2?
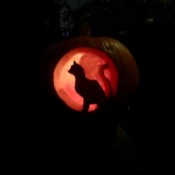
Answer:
53;47;118;112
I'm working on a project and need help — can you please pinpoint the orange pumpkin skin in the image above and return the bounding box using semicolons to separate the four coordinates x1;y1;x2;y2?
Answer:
39;36;139;111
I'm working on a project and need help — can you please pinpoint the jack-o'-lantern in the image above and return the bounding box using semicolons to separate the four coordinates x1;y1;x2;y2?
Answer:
40;36;139;113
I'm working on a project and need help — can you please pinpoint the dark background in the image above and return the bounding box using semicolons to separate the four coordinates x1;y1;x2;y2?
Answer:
11;0;175;173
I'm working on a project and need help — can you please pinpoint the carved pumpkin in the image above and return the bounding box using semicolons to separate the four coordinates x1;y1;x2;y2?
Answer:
40;37;139;113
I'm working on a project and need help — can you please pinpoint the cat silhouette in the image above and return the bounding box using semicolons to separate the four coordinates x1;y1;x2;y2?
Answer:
68;61;112;112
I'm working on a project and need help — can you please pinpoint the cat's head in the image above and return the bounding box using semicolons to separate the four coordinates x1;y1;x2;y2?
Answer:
68;61;84;75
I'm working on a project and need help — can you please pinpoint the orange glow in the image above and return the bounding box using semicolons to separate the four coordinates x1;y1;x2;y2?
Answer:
53;47;118;112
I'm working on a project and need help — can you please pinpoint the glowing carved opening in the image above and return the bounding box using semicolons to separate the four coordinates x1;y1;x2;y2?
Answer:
53;47;118;112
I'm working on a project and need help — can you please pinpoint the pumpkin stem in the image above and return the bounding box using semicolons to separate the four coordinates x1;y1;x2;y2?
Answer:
80;22;91;37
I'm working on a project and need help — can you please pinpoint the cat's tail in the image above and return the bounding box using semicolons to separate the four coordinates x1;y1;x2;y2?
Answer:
99;64;113;98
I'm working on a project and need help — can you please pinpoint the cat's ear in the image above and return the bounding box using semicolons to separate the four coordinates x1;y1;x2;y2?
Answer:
73;61;77;65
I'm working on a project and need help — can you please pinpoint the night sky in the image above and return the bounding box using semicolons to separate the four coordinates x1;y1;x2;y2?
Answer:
67;0;90;8
10;0;175;173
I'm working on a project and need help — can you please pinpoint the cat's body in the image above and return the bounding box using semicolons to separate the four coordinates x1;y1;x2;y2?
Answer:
68;61;111;112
